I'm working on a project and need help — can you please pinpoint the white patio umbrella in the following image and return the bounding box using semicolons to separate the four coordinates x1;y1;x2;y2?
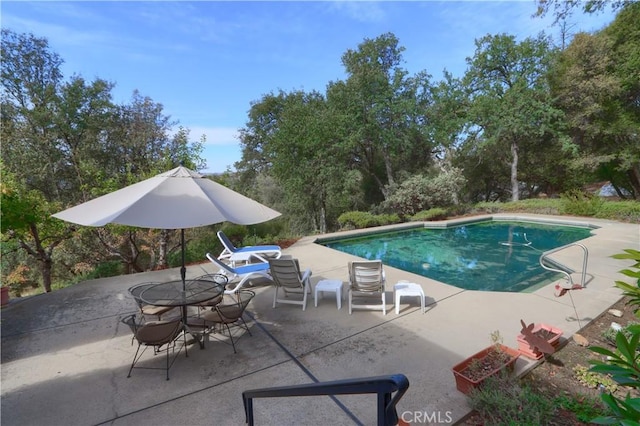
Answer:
52;166;281;285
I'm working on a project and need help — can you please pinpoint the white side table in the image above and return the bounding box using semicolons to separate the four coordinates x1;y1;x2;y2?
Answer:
394;282;426;314
314;280;343;309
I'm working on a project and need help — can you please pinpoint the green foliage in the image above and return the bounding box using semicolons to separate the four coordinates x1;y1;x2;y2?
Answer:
469;371;557;425
590;328;640;388
219;224;249;245
603;323;640;347
82;261;124;280
554;393;610;423
561;189;605;216
611;249;640;318
383;169;466;216
596;201;640;223
337;211;381;230
573;364;619;393
411;208;449;221
588;322;640;423
336;211;401;230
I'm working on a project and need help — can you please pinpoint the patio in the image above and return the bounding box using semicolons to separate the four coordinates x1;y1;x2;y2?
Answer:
1;214;638;425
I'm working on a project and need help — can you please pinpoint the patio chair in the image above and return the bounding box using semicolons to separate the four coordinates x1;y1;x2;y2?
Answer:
217;231;282;265
127;318;185;380
268;258;312;311
199;290;255;353
348;260;387;315
191;274;227;314
128;282;175;320
205;253;272;294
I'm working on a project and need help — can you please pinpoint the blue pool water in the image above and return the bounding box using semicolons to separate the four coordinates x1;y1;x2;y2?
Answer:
321;221;593;292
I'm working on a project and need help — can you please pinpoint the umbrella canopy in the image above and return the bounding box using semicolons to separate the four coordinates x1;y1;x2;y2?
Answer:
52;166;281;284
52;166;281;228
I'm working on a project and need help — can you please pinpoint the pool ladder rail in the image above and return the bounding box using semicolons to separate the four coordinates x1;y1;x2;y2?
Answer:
539;243;591;292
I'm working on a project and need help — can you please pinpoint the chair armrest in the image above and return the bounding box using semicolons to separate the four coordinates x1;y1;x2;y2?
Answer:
301;269;312;283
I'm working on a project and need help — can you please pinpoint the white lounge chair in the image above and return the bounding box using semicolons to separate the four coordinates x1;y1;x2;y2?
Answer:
217;231;282;265
268;258;312;311
348;260;387;315
206;253;272;294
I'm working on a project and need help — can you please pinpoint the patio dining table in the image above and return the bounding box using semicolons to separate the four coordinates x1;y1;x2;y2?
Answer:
139;278;224;349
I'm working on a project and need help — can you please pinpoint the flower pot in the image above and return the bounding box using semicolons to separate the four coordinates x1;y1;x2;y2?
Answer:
1;286;9;307
517;323;563;360
451;344;520;395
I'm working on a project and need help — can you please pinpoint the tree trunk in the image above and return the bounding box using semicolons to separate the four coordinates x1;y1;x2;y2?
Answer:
629;165;640;200
158;229;169;269
510;140;519;202
41;258;53;293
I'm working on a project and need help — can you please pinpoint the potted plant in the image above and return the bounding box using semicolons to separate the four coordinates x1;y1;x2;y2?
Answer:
452;330;520;395
517;320;563;360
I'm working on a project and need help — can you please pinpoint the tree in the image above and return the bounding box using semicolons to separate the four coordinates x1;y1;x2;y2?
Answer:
1;30;206;292
550;3;640;198
463;33;563;201
336;32;434;200
533;0;636;24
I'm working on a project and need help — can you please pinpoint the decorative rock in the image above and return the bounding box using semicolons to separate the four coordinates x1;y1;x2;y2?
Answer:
573;333;589;347
609;309;623;318
611;322;623;331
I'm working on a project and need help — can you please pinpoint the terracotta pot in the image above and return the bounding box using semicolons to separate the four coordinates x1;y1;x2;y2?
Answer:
451;344;520;395
517;323;563;360
1;286;9;307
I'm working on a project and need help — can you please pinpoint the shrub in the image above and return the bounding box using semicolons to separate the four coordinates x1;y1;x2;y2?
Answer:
611;249;640;318
469;371;557;425
561;189;604;217
337;211;381;230
411;208;448;221
85;261;123;279
376;213;402;225
219;223;248;245
383;169;466;216
596;201;640;223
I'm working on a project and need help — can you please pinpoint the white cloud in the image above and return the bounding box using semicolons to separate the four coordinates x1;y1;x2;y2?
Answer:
187;126;240;146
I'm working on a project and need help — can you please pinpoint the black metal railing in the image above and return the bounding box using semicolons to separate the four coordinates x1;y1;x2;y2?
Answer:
242;374;409;426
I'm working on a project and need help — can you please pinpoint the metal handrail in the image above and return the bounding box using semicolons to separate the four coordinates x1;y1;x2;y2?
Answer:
242;374;410;426
539;243;589;288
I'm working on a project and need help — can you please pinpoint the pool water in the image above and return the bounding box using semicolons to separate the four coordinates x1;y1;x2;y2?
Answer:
321;221;593;292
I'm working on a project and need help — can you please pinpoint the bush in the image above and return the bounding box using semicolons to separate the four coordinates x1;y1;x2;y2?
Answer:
561;190;604;217
85;261;123;279
595;200;640;223
469;371;557;425
337;211;381;230
337;212;402;230
376;213;402;225
383;169;466;216
411;208;448;221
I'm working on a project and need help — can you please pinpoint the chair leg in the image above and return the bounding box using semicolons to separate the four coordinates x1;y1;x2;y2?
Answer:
239;315;252;337
127;343;144;378
224;323;237;354
165;342;171;380
382;292;386;316
272;286;278;308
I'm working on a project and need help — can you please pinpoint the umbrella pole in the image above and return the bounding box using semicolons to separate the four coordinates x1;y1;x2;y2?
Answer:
181;229;186;289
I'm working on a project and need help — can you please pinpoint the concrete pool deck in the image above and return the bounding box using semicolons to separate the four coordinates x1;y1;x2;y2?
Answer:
1;214;638;425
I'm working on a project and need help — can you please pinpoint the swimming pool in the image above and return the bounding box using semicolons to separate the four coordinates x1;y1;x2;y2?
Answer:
320;220;594;292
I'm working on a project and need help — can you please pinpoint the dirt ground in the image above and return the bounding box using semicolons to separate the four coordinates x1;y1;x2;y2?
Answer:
461;295;638;425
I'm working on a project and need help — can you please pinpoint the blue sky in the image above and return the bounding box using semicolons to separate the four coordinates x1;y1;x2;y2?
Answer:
2;1;616;174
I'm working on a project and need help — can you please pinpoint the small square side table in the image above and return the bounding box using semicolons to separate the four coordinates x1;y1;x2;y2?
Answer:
394;282;426;314
314;280;343;309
